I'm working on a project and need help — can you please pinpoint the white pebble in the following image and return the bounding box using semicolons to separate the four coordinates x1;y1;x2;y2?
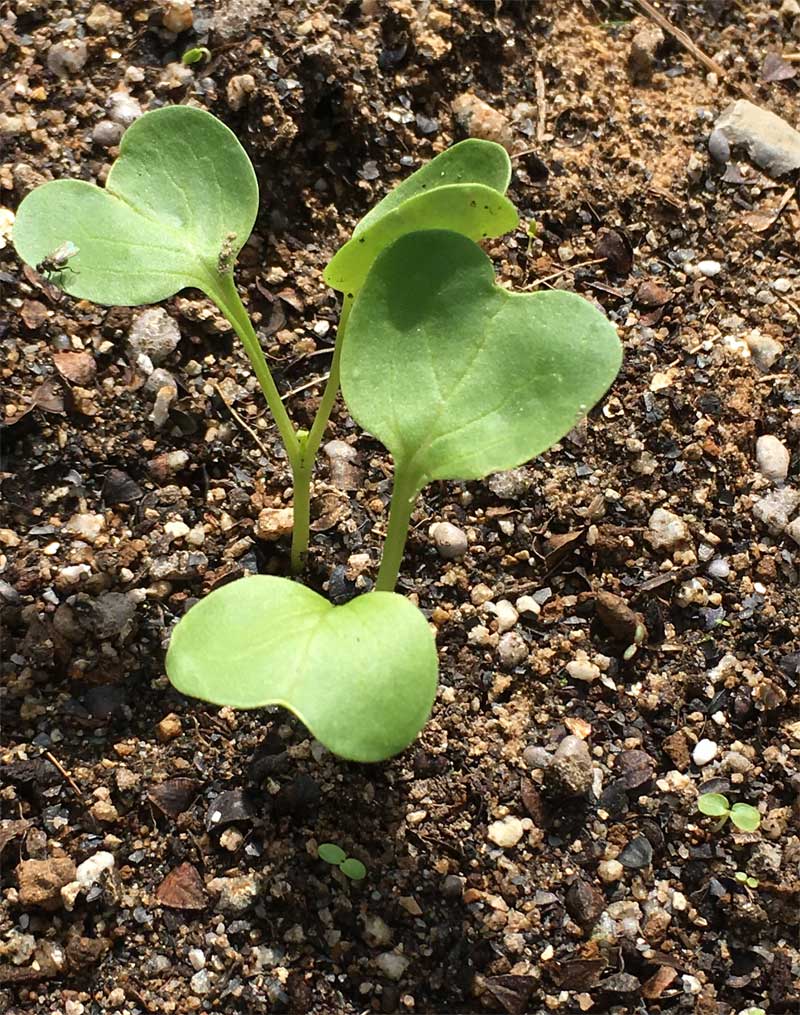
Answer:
75;851;115;889
490;599;518;633
648;507;690;552
692;738;718;766
566;653;600;684
188;948;205;971
431;521;468;560
697;260;722;277
515;595;541;616
756;434;790;483
375;951;409;981
487;816;524;849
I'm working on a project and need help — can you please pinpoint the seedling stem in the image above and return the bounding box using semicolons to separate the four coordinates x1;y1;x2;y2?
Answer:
376;469;421;592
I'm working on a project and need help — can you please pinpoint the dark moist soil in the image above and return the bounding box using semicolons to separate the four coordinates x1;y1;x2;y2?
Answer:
2;1;800;1013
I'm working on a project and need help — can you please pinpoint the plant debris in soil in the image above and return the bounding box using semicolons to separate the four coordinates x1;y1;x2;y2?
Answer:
1;1;800;1013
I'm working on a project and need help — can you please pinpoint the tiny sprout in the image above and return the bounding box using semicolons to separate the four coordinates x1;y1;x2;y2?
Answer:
623;623;647;661
734;871;759;888
318;843;366;881
697;793;761;832
182;46;211;65
739;1008;766;1015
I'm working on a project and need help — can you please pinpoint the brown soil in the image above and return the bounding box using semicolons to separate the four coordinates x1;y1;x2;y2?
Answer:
1;1;799;1013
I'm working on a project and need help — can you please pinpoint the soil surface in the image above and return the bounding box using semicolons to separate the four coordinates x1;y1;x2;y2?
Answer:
2;1;800;1013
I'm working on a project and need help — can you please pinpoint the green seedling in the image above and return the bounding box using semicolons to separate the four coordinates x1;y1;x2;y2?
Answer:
697;793;761;832
340;230;622;591
318;842;366;881
182;46;211;65
14;104;515;574
14;106;622;763
734;870;759;889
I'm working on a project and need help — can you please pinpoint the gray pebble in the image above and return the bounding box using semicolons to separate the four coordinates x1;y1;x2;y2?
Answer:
92;119;123;148
431;521;468;561
129;307;181;365
47;39;88;78
756;434;790;483
708;128;730;164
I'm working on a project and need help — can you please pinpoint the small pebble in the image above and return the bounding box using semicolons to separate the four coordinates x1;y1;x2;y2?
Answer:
598;859;624;883
431;521;468;560
188;948;206;971
522;746;552;770
752;486;800;534
451;92;513;150
497;631;527;669
107;91;142;126
156;713;183;743
362;915;393;948
745;330;783;371
756;434;790;483
692;738;718;766
255;507;294;541
707;557;730;579
92;119;123;147
375;951;409;981
227;73;256;111
647;507;690;552
129;307;181;365
487;816;525;849
190;970;210;996
490;599;518;633
162;0;194;33
566;652;600;684
697;259;722;277
47;39;88;78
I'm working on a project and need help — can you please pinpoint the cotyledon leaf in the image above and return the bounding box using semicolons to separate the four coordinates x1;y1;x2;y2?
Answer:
324;139;516;294
166;575;438;763
13;105;257;307
340;229;623;491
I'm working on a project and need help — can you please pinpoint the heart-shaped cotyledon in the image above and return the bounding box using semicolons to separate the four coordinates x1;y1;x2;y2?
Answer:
166;575;438;763
340;229;623;590
13;105;257;308
324;138;518;296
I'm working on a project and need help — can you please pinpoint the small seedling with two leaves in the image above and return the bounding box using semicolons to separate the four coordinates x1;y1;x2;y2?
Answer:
697;793;761;832
14;106;622;763
318;843;366;881
733;870;759;889
181;46;211;65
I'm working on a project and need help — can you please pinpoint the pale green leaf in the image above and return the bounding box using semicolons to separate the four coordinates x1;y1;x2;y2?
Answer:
697;793;730;817
13;105;257;307
324;139;516;294
340;230;622;490
318;843;347;865
166;576;438;763
339;858;367;880
729;803;761;833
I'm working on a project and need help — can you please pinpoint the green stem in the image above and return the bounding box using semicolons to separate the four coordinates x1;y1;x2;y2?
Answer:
290;433;312;575
288;294;354;571
212;272;300;463
303;295;353;462
375;468;420;593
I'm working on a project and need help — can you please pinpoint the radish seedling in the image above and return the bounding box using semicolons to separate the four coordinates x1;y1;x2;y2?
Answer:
697;792;761;832
14;105;623;764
